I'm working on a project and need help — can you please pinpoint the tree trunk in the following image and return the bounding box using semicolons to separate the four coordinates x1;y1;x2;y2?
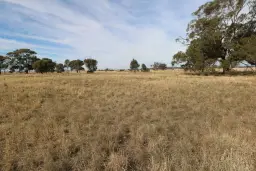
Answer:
222;68;226;74
201;67;204;73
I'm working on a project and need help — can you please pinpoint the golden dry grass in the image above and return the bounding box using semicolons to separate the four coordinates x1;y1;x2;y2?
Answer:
0;71;255;171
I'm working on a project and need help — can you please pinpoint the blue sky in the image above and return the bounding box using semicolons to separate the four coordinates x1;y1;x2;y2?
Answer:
0;0;208;69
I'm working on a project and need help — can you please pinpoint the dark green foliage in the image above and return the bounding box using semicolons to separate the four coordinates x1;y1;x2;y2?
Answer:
173;0;256;73
172;52;188;66
56;63;65;73
69;60;84;73
152;62;167;70
84;58;98;73
32;58;56;73
130;59;140;71
233;35;256;66
141;64;149;72
0;55;8;75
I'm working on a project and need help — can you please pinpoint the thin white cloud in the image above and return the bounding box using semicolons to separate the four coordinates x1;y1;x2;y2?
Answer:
0;38;66;51
0;0;208;68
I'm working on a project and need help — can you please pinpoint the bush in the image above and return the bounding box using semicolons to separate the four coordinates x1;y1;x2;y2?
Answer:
141;64;149;72
130;59;140;71
32;58;56;73
84;58;98;73
69;60;84;73
56;63;65;73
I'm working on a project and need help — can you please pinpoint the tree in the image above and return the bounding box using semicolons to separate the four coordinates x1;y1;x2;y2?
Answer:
141;64;149;72
151;62;167;70
174;0;256;74
56;63;65;73
64;59;70;71
159;63;167;70
130;59;140;71
233;35;256;67
173;38;218;72
69;60;84;73
172;51;188;66
6;49;38;73
0;55;8;75
84;58;98;73
152;62;160;70
32;58;56;73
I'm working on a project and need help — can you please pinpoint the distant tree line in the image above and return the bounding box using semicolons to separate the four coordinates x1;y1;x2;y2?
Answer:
129;59;167;72
172;0;256;74
1;1;255;75
0;49;98;74
0;50;169;75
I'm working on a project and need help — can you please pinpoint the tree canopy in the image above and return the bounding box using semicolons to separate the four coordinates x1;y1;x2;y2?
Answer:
141;64;149;72
56;63;65;73
69;60;84;73
6;49;38;73
32;58;56;73
1;49;102;74
173;0;256;73
64;59;70;71
152;62;167;70
130;59;140;71
84;58;98;72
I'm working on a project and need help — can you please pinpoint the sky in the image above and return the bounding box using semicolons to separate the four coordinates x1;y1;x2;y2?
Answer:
0;0;209;69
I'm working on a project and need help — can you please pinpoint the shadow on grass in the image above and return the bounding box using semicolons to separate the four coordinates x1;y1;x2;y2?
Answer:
184;71;256;77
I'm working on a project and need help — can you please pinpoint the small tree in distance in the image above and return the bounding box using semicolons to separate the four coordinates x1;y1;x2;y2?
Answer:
159;63;167;70
152;62;167;70
84;58;98;73
56;63;65;73
152;62;160;70
64;59;70;71
6;48;38;73
130;59;140;72
32;58;56;73
141;63;149;72
69;60;84;73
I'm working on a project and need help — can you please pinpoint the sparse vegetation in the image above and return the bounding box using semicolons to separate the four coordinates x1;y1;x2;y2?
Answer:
0;71;255;171
1;0;256;170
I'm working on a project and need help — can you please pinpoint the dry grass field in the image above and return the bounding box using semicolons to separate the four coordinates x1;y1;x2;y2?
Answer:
0;71;255;171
